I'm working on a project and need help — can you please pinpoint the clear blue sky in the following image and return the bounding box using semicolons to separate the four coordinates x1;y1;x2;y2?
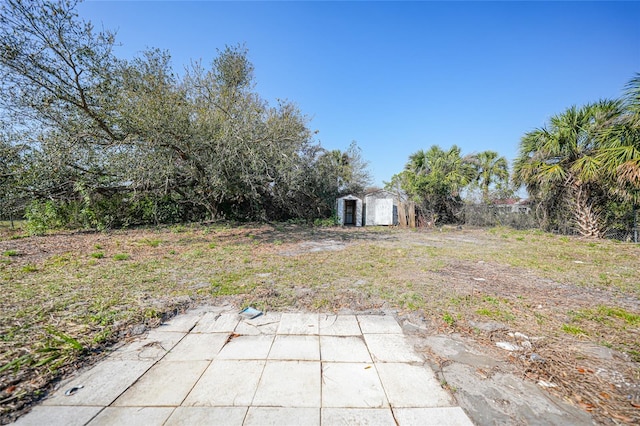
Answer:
78;1;639;187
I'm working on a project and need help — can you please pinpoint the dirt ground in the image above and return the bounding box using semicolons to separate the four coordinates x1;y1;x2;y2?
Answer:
1;224;638;424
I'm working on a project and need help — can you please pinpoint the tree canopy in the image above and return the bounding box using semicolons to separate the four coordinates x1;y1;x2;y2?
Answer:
513;75;640;237
0;0;371;230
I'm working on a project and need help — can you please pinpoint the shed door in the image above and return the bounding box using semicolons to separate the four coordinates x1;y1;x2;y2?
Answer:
375;198;394;225
345;200;356;225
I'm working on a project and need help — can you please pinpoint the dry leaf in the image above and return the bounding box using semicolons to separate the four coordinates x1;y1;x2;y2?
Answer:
610;413;632;423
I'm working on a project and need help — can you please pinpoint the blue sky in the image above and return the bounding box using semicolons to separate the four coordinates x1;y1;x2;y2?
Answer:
78;1;639;187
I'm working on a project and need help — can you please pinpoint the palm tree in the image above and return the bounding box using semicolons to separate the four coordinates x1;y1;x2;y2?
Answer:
404;145;476;223
473;150;509;203
513;101;622;237
597;74;640;205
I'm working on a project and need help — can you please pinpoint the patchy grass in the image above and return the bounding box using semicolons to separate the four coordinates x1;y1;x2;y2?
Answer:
0;224;638;423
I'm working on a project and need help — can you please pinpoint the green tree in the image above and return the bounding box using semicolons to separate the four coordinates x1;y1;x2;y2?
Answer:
597;74;640;206
389;145;475;224
513;101;622;237
0;0;371;226
472;150;509;203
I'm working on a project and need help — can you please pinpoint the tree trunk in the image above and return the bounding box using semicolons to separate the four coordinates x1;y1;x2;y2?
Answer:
572;185;604;238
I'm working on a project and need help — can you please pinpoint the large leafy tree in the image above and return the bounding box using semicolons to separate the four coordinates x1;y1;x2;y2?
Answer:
388;145;476;224
513;101;622;237
1;0;370;226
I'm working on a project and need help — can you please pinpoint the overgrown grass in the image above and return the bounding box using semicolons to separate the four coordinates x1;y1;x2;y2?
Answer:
0;224;638;421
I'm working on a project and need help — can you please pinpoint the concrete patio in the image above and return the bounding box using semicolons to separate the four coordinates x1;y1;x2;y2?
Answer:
15;308;474;425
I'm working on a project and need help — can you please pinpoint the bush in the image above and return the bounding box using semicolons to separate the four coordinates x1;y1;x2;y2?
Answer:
24;200;66;235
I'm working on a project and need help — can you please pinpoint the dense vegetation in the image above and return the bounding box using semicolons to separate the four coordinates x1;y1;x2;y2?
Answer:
387;76;639;237
0;0;370;231
1;1;638;239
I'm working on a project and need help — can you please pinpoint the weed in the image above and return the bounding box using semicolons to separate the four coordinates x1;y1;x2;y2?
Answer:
443;312;455;326
21;264;38;273
91;252;105;259
113;253;130;261
476;308;515;322
139;238;162;247
35;326;84;370
94;244;103;250
562;324;588;336
208;242;217;249
3;249;18;257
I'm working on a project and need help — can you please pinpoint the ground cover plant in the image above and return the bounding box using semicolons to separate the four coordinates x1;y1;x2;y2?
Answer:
0;224;638;424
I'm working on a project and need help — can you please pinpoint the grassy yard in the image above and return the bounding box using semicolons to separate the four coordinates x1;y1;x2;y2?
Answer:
1;223;639;423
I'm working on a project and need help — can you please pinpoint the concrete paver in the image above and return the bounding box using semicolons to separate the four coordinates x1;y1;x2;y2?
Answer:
321;362;388;408
244;407;319;426
277;313;319;335
192;312;239;333
164;407;247;426
321;407;396;425
156;312;203;333
376;363;453;407
182;360;264;406
364;333;424;363
14;406;102;426
113;360;208;406
42;360;155;406
216;334;274;360
320;336;372;362
268;335;320;360
18;307;474;426
88;407;174;425
318;315;361;336
393;407;475;426
163;332;227;361
108;331;185;361
252;361;321;407
234;313;281;335
358;315;403;334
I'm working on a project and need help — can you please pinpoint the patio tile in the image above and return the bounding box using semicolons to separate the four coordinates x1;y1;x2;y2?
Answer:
163;333;228;361
183;360;265;406
156;313;204;332
244;407;319;426
113;361;208;406
393;407;474;426
376;363;453;407
321;362;388;408
321;408;396;425
363;334;423;363
318;315;361;336
164;407;247;425
216;334;274;360
108;331;185;361
234;313;282;335
42;360;154;406
320;336;372;363
253;361;321;407
192;312;239;333
14;406;103;426
268;335;320;360
88;407;174;425
277;313;319;335
358;315;403;334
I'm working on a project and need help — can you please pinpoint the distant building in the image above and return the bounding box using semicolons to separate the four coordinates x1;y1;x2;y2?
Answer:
364;190;398;226
336;194;363;226
492;198;531;214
